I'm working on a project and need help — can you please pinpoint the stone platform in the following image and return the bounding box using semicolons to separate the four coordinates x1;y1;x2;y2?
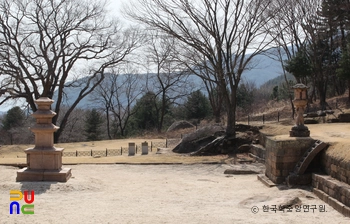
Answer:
264;135;315;184
17;167;72;182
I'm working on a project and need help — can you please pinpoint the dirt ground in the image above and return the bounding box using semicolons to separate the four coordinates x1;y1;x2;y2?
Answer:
1;164;349;224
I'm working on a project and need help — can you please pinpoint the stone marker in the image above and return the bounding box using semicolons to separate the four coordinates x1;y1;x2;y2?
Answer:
128;143;135;156
16;97;71;182
142;141;148;155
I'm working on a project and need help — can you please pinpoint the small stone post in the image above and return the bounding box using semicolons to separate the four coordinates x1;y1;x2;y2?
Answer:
16;97;71;182
128;142;135;156
290;84;310;137
142;141;148;155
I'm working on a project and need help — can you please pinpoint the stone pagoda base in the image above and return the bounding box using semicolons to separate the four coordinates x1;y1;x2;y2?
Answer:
17;168;72;182
16;147;71;182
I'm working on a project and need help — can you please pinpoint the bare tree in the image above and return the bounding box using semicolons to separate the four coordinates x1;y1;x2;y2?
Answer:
93;66;144;138
125;0;279;137
0;0;142;142
268;0;308;117
144;32;191;132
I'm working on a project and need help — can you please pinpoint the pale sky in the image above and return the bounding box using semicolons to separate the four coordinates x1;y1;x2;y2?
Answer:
108;0;130;22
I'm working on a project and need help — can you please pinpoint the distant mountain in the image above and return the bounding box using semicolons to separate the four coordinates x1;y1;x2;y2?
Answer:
2;46;287;110
241;49;285;86
260;73;296;90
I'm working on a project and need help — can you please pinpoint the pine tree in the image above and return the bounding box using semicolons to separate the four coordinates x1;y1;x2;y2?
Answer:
128;92;160;131
84;109;103;141
336;43;350;101
2;107;25;130
184;90;211;122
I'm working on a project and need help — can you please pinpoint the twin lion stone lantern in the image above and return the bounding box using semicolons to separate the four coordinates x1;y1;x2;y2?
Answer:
290;83;310;137
16;97;71;182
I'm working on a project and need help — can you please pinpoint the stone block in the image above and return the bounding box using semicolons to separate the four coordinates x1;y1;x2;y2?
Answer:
16;168;44;181
330;164;337;172
313;188;323;199
344;188;350;198
25;148;63;170
141;142;148;155
257;174;276;187
343;206;350;218
43;168;72;182
328;197;345;214
271;169;280;177
16;168;71;182
346;170;350;178
323;186;329;194
326;179;338;190
328;189;336;198
340;175;348;183
128;143;135;156
313;188;329;203
340;196;347;205
279;156;299;163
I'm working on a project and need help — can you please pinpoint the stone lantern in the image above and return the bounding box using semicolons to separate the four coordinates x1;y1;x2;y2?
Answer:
290;83;310;137
16;97;71;182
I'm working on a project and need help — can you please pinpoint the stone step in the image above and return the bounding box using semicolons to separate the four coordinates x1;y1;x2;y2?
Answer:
293;140;327;175
257;174;276;188
312;173;350;217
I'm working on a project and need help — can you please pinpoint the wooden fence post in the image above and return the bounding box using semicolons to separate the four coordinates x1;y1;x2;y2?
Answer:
263;114;265;124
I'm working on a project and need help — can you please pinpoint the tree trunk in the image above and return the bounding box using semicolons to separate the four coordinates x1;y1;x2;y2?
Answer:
348;79;350;102
214;109;221;123
106;109;111;140
225;88;237;138
158;93;166;133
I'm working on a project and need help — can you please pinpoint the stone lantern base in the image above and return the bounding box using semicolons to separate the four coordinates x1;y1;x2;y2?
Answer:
289;125;310;137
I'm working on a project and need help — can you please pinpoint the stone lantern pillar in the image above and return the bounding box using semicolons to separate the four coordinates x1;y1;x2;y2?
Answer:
16;97;71;182
290;83;310;137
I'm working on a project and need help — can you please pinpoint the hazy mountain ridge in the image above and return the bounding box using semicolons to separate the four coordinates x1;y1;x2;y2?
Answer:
56;48;285;109
1;47;286;111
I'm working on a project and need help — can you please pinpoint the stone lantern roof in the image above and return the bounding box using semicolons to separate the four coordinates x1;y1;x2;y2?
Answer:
292;83;309;89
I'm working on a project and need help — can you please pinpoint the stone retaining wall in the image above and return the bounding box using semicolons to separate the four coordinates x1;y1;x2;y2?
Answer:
312;174;350;217
320;150;350;185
